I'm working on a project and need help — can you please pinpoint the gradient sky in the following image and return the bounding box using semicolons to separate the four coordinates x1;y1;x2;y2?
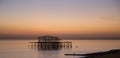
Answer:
0;0;120;36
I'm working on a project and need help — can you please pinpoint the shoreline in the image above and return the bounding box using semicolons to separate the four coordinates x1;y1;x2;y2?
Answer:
65;49;120;58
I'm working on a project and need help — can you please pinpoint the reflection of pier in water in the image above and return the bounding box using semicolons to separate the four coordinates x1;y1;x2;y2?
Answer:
30;35;72;50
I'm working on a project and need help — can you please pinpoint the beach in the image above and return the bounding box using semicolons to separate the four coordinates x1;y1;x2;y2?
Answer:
65;49;120;58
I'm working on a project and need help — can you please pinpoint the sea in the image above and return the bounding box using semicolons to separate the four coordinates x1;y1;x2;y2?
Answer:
0;39;120;58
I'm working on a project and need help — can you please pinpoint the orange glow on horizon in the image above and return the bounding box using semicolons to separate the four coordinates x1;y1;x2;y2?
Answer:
0;0;120;35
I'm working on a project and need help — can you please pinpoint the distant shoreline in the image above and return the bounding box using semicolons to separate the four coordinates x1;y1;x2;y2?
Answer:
0;38;120;40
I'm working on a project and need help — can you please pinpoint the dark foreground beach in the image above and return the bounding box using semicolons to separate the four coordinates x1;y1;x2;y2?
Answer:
65;49;120;58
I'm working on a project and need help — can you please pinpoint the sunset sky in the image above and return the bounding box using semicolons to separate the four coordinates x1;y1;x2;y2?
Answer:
0;0;120;38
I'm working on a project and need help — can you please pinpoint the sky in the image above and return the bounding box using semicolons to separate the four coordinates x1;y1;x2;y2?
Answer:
0;0;120;39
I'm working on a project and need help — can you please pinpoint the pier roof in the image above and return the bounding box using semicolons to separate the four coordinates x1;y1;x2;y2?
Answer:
38;35;60;42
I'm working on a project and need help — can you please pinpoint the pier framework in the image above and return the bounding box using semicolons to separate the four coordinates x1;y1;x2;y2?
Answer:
30;35;72;50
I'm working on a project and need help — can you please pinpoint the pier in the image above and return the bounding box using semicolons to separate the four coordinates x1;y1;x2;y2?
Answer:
30;35;72;50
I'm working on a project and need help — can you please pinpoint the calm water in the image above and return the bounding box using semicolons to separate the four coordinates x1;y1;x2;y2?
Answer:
0;39;120;58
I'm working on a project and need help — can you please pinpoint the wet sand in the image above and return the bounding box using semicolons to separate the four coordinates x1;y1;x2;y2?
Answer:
83;49;120;58
65;49;120;58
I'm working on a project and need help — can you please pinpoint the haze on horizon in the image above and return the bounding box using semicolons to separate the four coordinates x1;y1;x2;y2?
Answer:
0;0;120;39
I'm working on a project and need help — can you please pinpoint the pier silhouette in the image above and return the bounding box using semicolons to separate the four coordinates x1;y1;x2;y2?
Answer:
30;35;72;50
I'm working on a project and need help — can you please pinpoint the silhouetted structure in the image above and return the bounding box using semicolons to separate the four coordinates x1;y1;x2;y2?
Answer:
38;35;60;42
30;35;72;50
